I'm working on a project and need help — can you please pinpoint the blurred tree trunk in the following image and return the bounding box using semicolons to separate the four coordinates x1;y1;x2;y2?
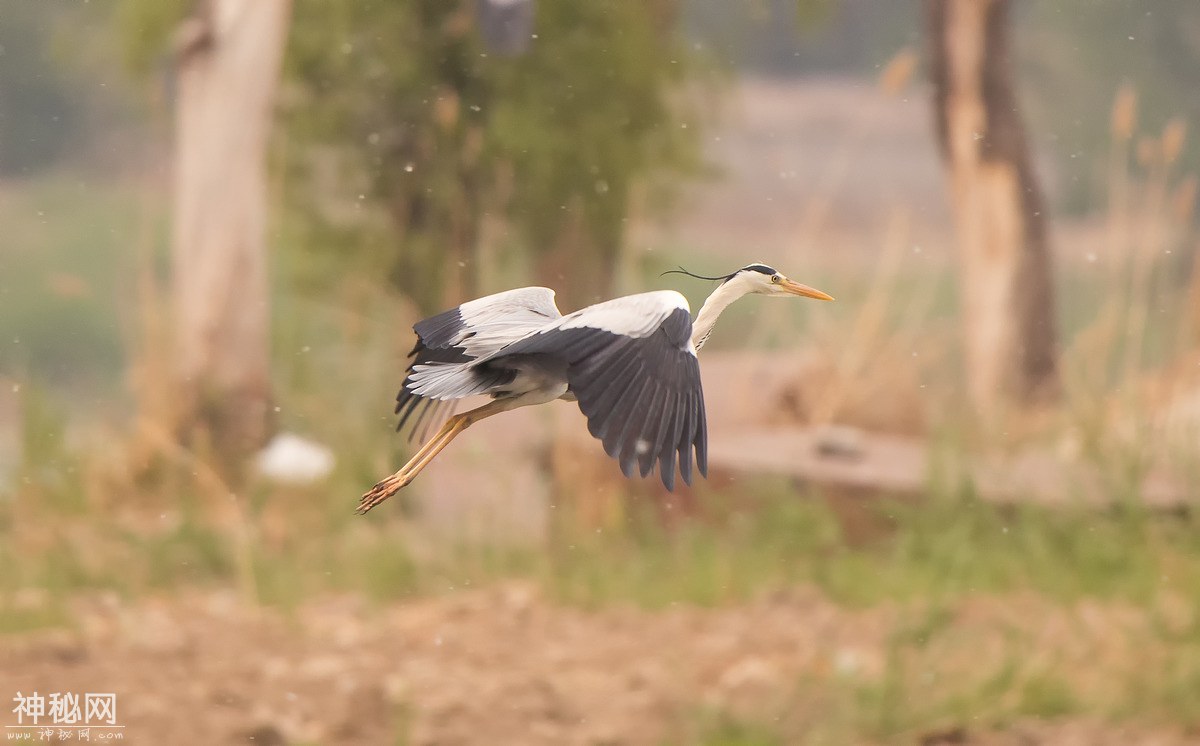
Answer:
925;0;1059;412
171;0;291;463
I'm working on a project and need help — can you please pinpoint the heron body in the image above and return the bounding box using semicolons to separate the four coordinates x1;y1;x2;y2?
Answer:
358;263;832;514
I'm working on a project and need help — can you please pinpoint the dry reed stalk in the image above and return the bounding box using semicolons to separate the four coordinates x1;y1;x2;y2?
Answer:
1122;124;1180;381
879;48;918;97
807;207;911;427
1184;234;1200;349
1111;85;1137;143
747;195;838;349
1099;86;1136;365
1171;176;1200;350
115;173;261;606
746;58;911;349
113;169;195;517
137;421;260;607
1161;118;1187;167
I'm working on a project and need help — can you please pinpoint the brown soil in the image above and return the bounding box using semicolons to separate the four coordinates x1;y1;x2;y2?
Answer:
2;585;1197;745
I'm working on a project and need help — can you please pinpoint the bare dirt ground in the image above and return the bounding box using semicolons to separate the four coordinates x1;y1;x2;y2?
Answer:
3;584;1197;745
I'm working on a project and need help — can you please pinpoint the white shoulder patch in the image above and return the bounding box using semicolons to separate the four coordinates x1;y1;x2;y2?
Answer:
558;290;690;339
459;286;559;324
454;286;562;356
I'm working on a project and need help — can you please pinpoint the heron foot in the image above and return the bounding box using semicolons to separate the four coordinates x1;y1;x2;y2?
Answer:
357;407;491;515
356;472;413;514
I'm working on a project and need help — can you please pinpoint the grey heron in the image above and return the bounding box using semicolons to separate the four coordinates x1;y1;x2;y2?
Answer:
357;263;832;513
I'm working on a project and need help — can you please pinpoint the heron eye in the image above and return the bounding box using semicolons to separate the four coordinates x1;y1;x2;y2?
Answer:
771;274;781;283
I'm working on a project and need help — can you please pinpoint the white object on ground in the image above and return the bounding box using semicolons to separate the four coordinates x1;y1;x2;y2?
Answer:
256;432;335;484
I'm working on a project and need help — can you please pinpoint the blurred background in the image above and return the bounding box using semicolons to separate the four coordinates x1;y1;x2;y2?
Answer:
3;1;1200;743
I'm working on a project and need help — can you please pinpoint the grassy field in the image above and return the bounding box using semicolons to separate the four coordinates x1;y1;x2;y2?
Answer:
5;388;1200;744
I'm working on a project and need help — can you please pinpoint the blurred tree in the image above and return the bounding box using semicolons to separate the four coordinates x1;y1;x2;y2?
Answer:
284;0;703;311
925;0;1059;412
162;0;292;464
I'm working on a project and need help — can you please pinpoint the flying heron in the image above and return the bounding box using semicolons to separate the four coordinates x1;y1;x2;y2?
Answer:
357;263;833;513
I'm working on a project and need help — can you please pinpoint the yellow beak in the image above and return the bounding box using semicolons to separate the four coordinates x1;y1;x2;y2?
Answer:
781;278;834;301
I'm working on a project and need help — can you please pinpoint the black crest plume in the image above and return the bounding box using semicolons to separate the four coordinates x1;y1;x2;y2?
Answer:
660;266;736;282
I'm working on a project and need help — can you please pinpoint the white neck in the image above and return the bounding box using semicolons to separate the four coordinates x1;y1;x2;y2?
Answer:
690;278;753;352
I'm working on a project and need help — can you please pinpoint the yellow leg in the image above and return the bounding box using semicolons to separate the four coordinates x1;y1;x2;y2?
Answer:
357;398;511;514
356;416;467;513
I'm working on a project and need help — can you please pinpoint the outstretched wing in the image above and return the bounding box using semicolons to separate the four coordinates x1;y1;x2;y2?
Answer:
455;290;707;490
395;287;561;441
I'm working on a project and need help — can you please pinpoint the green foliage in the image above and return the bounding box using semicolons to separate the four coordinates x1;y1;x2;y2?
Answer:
1017;673;1080;719
284;0;705;309
542;480;840;609
0;601;70;635
690;710;785;746
14;384;89;514
114;0;191;75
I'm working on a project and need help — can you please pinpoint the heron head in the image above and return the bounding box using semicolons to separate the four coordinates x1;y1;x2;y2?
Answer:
729;263;834;300
661;263;834;301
